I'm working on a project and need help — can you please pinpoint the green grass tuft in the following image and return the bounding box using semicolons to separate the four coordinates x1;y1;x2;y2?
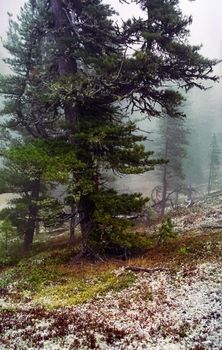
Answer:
34;271;136;308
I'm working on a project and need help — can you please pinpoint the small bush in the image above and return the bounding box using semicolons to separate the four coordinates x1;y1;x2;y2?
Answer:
157;218;177;244
110;230;151;251
89;223;151;257
88;189;150;256
0;255;20;267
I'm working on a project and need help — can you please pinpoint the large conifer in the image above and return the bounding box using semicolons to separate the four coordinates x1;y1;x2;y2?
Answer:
0;0;218;253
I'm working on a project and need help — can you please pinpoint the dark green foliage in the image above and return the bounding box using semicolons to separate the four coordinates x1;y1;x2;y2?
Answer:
16;260;59;291
88;190;150;254
0;140;74;249
0;218;17;258
0;202;30;237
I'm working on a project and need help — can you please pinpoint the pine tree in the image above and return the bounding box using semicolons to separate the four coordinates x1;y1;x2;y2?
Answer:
183;89;216;190
155;115;188;215
0;140;66;252
0;0;218;254
208;134;221;194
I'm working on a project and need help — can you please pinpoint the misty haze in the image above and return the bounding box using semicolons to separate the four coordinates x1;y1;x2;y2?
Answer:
0;1;221;349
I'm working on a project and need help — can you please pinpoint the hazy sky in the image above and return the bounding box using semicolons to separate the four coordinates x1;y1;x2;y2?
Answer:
0;0;222;73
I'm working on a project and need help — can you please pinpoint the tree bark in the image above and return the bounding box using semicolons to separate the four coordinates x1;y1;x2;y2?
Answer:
78;195;96;253
49;0;77;75
175;190;179;209
49;0;78;129
23;178;41;252
161;162;167;216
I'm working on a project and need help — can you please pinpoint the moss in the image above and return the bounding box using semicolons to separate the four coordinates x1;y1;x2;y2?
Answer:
0;259;61;292
1;228;221;312
34;271;136;309
30;247;77;265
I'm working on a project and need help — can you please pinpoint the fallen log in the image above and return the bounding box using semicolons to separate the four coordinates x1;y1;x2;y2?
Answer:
201;224;222;229
125;266;168;273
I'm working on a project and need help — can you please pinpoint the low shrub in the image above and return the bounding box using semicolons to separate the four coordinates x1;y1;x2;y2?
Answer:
157;218;178;244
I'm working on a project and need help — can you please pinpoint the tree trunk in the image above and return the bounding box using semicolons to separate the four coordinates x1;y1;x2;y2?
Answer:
49;0;77;75
208;159;213;194
187;184;193;201
23;178;41;252
175;190;179;209
160;117;169;217
78;195;96;253
160;115;171;217
161;162;167;216
35;219;40;235
69;202;77;243
50;0;96;252
49;0;78;129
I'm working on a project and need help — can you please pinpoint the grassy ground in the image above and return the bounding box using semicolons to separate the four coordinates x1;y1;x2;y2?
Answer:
0;228;221;310
0;227;221;350
1;192;222;349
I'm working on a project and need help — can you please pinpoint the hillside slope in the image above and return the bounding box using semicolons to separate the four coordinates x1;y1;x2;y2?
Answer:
0;193;221;349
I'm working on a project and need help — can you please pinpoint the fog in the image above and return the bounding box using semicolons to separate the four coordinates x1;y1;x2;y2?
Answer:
0;0;221;196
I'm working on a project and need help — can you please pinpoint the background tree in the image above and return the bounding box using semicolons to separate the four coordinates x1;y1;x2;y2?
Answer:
155;115;188;215
182;88;219;192
0;139;80;251
208;134;221;194
0;142;52;251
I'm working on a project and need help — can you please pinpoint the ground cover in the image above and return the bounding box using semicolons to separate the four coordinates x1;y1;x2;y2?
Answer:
0;194;221;349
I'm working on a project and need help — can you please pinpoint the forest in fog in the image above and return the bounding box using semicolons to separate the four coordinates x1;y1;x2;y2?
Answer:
0;1;221;350
115;80;222;212
0;0;221;253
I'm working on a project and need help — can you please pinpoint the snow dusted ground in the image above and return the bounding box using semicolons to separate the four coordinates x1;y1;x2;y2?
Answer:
1;261;221;349
173;206;222;232
171;192;222;233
